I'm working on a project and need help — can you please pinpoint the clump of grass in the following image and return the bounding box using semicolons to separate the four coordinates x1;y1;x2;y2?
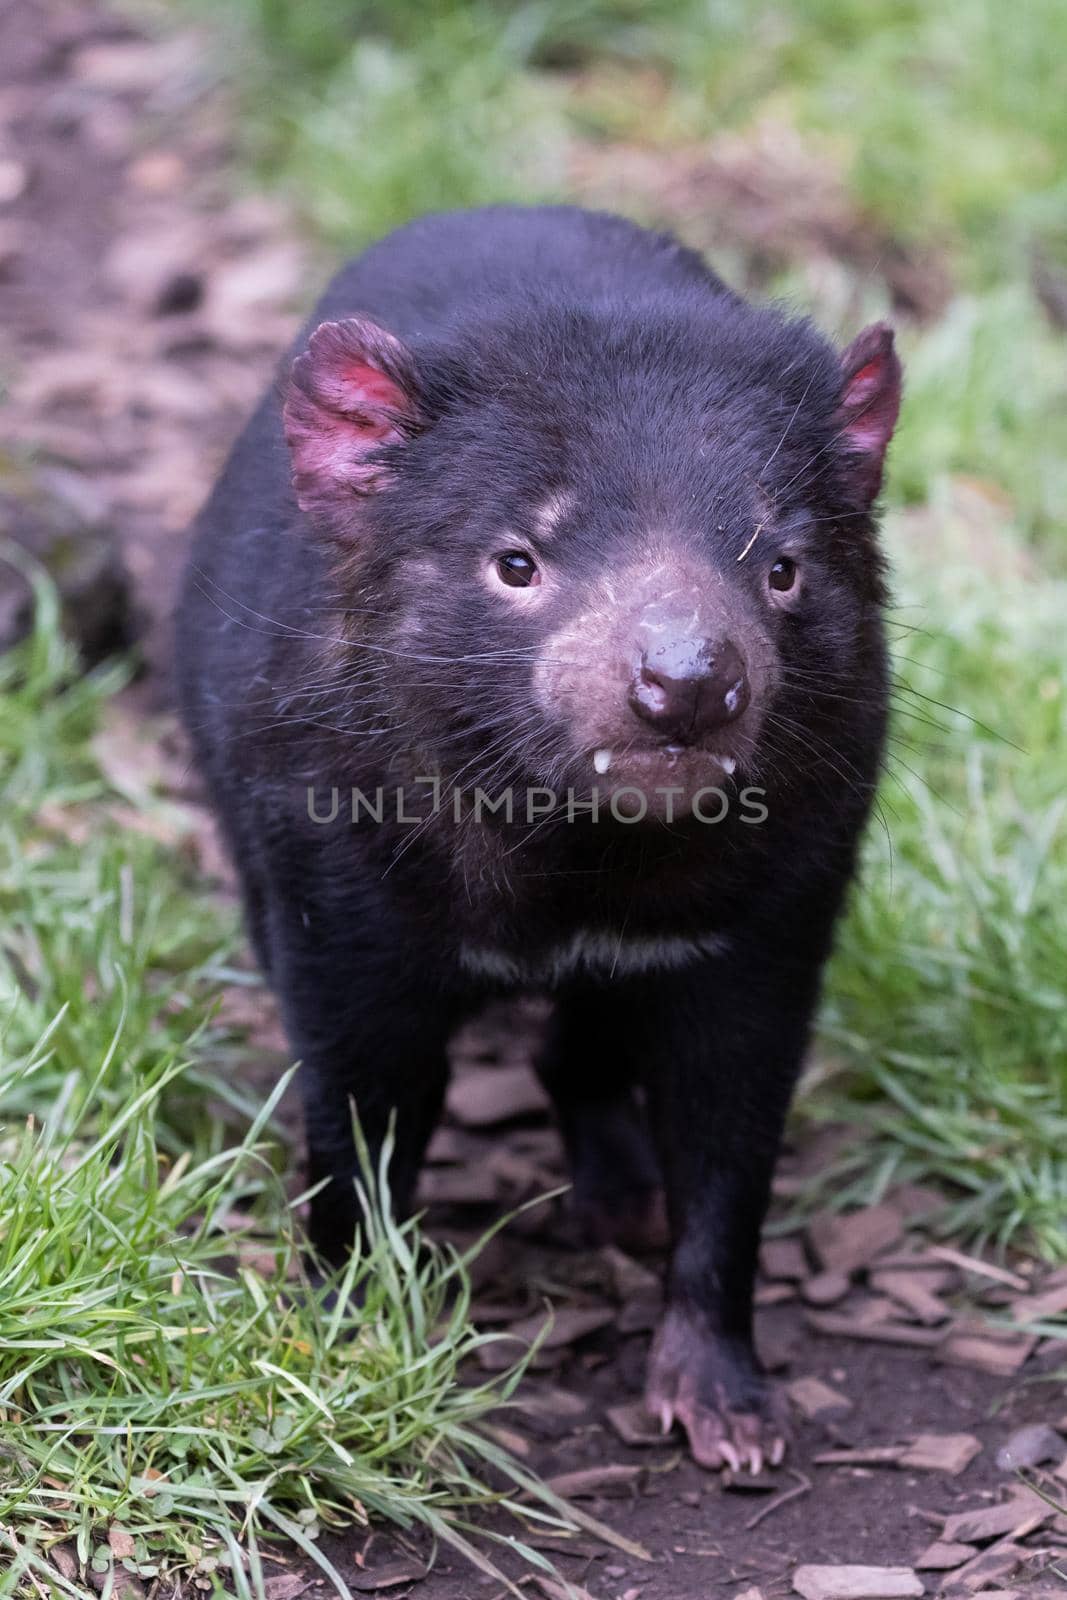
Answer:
813;518;1067;1256
0;1049;582;1594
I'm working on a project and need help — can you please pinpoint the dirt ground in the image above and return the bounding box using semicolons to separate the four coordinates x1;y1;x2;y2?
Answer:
2;3;1066;1596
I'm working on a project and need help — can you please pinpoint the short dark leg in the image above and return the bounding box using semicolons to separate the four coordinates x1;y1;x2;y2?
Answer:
262;876;460;1267
630;943;828;1471
537;986;666;1252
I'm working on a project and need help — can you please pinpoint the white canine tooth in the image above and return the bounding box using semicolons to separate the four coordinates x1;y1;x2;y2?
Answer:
718;755;736;776
593;748;612;775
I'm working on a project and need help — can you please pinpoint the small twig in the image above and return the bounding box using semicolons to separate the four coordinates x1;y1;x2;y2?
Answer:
744;1468;812;1530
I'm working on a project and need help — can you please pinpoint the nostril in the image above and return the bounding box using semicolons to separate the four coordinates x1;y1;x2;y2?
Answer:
701;641;750;730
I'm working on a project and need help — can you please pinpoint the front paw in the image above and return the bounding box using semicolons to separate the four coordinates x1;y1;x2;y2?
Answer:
645;1303;787;1473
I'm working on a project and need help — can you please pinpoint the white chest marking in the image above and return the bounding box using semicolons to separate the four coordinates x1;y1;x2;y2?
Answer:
458;930;729;985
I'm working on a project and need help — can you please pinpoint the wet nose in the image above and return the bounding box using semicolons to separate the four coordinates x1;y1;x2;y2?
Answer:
628;638;750;741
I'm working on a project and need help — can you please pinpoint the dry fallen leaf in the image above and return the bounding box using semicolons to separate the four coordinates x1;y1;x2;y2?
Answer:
787;1375;852;1422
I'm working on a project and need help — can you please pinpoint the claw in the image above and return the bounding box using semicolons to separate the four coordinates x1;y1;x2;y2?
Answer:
646;1305;786;1475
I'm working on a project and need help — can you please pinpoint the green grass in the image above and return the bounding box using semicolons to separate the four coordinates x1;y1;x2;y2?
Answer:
815;518;1067;1256
0;586;633;1596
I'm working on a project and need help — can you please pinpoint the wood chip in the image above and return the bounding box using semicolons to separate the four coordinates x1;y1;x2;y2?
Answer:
512;1385;589;1427
416;1166;498;1205
869;1270;951;1326
787;1376;853;1422
546;1464;642;1499
606;1401;664;1447
1010;1281;1067;1323
807;1205;904;1276
761;1238;810;1281
937;1331;1036;1377
733;1589;767;1600
803;1271;852;1307
941;1540;1023;1594
756;1282;797;1306
926;1246;1029;1292
616;1298;659;1335
995;1422;1065;1470
941;1488;1052;1544
445;1064;549;1127
422;1125;474;1164
898;1433;982;1475
914;1541;973;1571
505;1306;616;1351
851;1295;902;1327
468;1298;532;1325
792;1564;923;1599
805;1311;945;1348
602;1245;660;1301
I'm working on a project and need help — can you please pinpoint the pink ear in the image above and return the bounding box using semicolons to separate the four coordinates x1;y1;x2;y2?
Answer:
836;322;902;507
283;318;422;537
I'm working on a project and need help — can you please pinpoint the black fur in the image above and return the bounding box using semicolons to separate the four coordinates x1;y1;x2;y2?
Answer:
176;206;892;1466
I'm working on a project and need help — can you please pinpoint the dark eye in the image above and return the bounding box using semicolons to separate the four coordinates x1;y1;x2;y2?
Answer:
769;557;797;593
495;550;541;588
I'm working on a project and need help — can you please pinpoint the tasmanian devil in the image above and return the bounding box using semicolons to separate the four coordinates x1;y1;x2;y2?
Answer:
176;204;900;1474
